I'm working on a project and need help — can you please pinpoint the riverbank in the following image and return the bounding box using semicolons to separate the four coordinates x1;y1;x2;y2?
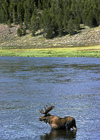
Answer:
0;46;100;57
0;24;100;57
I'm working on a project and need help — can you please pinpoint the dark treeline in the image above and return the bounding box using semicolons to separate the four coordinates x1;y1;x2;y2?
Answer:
0;0;100;38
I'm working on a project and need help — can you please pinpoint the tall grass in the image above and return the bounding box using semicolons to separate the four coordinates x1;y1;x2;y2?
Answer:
0;46;100;57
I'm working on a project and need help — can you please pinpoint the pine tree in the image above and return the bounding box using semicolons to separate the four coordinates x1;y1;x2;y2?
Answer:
19;19;23;29
93;3;98;26
73;17;80;31
56;8;63;36
30;13;37;36
86;10;94;27
24;8;30;29
29;2;40;36
0;8;5;23
76;0;83;23
30;0;35;16
43;0;48;9
63;7;70;32
71;0;76;17
13;8;17;25
2;0;9;23
42;8;53;38
8;2;13;23
49;0;57;35
67;17;75;35
82;8;88;25
95;3;100;25
17;2;24;23
38;0;41;10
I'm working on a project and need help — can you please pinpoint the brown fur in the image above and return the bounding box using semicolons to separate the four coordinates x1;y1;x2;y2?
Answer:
39;106;77;130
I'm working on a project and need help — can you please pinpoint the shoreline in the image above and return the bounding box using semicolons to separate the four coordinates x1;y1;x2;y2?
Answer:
0;45;100;57
0;24;100;57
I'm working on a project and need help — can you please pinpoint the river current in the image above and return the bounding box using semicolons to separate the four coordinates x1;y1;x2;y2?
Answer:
0;57;100;140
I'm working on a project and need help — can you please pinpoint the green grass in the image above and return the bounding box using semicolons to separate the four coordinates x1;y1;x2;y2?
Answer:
0;46;100;57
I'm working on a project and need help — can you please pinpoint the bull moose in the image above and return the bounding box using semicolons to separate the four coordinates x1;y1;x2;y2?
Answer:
39;105;77;130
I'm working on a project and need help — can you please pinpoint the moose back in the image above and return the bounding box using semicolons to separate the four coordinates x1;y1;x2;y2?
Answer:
39;106;77;130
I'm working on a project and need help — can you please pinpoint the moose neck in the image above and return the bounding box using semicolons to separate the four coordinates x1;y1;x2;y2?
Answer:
45;115;53;124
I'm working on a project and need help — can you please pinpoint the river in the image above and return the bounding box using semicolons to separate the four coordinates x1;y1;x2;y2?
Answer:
0;57;100;140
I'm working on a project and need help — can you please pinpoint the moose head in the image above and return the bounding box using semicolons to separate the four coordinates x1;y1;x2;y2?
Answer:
39;105;77;130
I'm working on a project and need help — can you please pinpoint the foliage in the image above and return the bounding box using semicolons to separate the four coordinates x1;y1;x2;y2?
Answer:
23;28;26;36
7;19;11;28
17;28;22;37
0;0;100;39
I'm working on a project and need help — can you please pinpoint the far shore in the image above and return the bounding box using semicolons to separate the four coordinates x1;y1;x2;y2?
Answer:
0;45;100;57
0;24;100;57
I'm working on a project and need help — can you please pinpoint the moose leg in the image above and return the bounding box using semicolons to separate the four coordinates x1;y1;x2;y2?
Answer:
73;126;77;130
72;119;77;130
65;122;71;130
65;120;77;131
72;123;77;130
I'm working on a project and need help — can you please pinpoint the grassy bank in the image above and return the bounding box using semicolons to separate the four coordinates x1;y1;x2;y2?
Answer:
0;24;100;57
0;45;100;57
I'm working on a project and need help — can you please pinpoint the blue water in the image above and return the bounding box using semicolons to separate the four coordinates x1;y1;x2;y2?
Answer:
0;57;100;140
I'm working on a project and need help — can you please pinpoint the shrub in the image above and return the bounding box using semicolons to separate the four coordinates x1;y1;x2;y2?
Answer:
23;28;26;35
17;28;22;37
7;19;11;28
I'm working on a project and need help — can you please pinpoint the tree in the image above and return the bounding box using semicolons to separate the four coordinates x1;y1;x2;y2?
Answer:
56;8;63;36
71;0;76;17
63;7;70;32
42;0;49;9
73;16;80;31
30;12;37;36
19;19;23;29
0;8;5;23
38;0;41;10
86;10;94;27
2;0;9;23
76;0;83;23
17;2;24;23
49;1;57;36
13;8;17;24
24;8;30;29
67;17;75;35
95;3;100;25
82;8;88;25
42;8;53;38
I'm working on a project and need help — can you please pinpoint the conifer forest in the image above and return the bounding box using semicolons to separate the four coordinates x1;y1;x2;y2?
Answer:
0;0;100;38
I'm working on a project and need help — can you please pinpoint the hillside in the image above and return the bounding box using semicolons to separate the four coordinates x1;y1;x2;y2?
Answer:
0;24;100;49
0;0;100;40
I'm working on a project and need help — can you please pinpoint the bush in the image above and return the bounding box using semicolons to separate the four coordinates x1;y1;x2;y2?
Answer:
23;28;26;35
9;28;12;34
7;19;11;28
17;28;22;37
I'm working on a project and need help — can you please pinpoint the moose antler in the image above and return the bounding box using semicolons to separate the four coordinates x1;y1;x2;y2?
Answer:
39;105;54;114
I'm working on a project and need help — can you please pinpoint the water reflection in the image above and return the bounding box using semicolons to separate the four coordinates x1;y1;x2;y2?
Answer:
40;130;76;140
